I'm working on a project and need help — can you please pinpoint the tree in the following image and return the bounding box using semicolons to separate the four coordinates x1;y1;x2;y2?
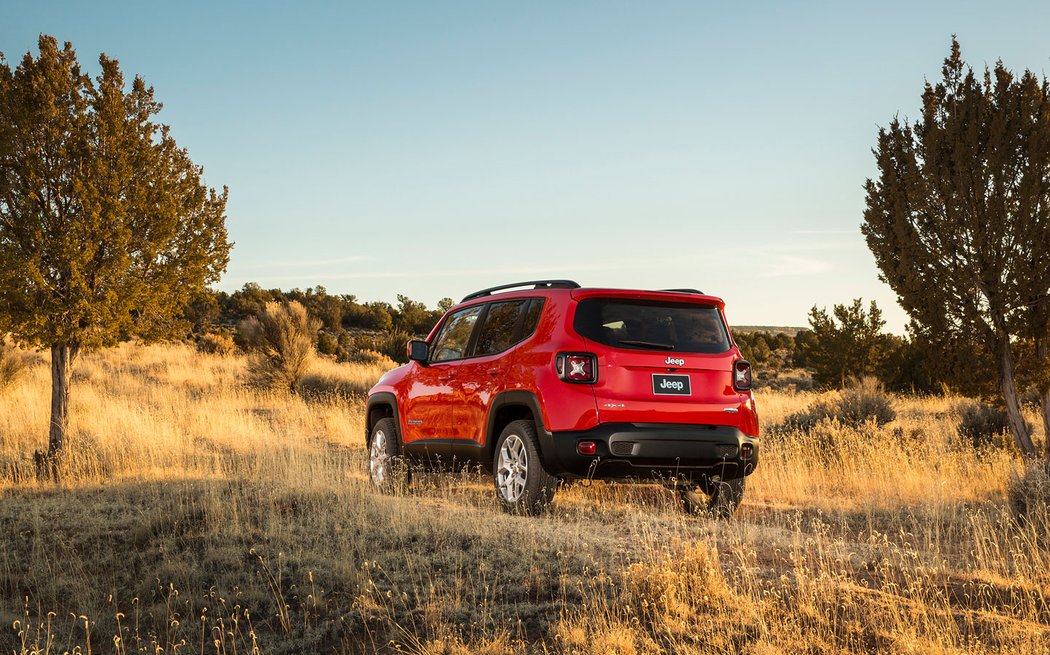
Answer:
862;39;1050;460
799;299;887;389
739;333;772;364
0;36;231;461
395;294;430;333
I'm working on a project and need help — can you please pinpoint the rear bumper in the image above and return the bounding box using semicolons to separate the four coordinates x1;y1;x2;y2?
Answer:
539;423;758;482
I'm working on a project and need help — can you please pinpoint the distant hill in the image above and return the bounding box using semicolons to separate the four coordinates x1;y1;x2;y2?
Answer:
731;325;807;336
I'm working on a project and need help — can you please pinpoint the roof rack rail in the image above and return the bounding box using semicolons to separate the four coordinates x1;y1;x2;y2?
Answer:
660;288;704;294
461;280;580;303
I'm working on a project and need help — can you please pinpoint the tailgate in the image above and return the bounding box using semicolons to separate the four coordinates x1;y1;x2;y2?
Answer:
569;293;747;426
587;348;745;424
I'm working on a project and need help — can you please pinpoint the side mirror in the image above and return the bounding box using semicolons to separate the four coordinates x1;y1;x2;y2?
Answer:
407;339;429;364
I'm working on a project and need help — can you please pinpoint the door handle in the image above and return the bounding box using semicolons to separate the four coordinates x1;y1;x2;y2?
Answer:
487;369;501;376
438;373;455;382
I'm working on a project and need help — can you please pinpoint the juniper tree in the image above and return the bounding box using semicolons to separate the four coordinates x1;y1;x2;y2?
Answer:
0;36;231;461
799;299;887;389
863;39;1050;460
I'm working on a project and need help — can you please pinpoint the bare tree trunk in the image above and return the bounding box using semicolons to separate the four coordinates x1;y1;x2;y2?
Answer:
997;334;1038;459
47;343;77;459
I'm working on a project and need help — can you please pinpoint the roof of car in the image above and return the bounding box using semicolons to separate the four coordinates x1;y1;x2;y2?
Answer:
456;280;724;308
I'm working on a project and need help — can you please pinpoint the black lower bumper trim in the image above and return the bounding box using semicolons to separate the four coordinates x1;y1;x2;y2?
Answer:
539;423;759;482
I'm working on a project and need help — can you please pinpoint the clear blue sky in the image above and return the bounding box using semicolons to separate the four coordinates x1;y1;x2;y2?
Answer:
4;1;1050;332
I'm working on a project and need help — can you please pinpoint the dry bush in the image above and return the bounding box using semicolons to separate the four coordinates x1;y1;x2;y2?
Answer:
376;329;411;364
957;401;1013;450
0;339;30;390
1008;463;1050;528
239;301;321;393
780;376;896;432
349;348;397;368
195;331;236;356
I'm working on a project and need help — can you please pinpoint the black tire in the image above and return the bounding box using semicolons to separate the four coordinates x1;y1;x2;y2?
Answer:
492;420;558;515
368;417;410;493
680;476;745;519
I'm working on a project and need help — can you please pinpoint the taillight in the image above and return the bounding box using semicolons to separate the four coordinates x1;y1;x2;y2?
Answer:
555;352;597;383
733;360;752;391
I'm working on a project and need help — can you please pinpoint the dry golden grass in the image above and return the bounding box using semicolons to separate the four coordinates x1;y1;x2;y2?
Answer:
0;342;1047;654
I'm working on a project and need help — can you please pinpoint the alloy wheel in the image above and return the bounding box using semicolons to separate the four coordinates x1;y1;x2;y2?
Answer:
496;434;528;503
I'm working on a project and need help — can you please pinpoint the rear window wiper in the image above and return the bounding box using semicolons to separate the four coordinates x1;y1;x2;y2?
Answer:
618;339;675;350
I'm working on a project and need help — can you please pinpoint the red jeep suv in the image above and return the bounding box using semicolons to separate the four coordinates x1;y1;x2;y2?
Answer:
365;280;759;516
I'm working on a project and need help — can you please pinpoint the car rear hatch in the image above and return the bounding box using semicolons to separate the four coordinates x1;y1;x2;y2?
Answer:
569;290;747;426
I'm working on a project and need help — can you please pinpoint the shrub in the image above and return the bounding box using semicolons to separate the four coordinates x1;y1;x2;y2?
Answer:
350;349;398;368
238;301;321;393
377;329;411;364
0;340;29;390
1008;463;1050;531
195;331;236;356
781;376;896;432
317;331;340;357
956;402;1012;450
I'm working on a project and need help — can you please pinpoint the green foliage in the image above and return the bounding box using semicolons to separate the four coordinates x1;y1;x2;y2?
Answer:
317;331;340;357
239;301;320;393
798;299;887;389
734;330;796;371
782;377;897;432
0;36;231;350
395;294;445;334
862;38;1050;458
184;292;222;335
740;334;771;364
956;402;1013;450
377;329;411;364
878;333;936;394
352;301;395;331
792;330;818;368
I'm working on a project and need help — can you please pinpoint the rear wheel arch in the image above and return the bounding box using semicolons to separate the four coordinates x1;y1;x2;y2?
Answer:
485;391;551;466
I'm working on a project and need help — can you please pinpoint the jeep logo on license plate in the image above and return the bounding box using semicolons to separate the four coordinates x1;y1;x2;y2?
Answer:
652;373;691;396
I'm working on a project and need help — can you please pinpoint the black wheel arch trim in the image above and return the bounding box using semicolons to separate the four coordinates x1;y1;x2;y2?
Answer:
485;390;555;470
366;393;401;447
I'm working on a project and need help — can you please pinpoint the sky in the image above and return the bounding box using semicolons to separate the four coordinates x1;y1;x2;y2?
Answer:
4;1;1050;332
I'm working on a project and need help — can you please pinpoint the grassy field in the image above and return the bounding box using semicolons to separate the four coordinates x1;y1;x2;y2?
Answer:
0;342;1047;654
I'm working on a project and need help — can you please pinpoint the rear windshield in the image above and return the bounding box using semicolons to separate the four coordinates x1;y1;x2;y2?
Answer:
573;298;731;354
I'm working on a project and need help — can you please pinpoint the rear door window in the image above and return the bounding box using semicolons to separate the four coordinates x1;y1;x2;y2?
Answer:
573;298;731;354
474;300;526;356
430;305;483;362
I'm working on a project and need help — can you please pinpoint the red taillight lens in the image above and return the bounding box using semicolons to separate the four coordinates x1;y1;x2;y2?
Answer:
555;352;597;383
577;441;597;456
733;360;752;391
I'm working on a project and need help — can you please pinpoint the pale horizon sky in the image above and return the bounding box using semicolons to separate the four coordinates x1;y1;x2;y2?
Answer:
5;1;1050;333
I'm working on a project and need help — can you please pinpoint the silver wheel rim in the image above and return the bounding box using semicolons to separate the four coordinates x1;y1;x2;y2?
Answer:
370;430;389;486
497;434;528;503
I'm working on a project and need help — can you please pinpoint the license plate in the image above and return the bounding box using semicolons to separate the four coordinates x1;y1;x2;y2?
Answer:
652;373;691;396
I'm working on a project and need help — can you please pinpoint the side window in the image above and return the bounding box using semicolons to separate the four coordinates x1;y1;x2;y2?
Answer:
521;298;544;337
430;305;483;362
475;301;527;356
